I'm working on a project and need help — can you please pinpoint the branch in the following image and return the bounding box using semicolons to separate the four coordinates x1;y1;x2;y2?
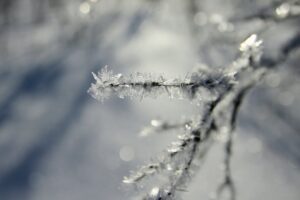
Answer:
116;34;265;199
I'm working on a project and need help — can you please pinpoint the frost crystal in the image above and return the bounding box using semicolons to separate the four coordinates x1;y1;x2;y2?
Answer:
88;66;124;102
239;34;262;54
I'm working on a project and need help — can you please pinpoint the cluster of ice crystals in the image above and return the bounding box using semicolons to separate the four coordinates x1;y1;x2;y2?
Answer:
239;34;262;54
123;163;161;184
226;34;263;79
88;66;124;102
275;1;300;19
88;65;235;105
167;141;185;154
144;186;173;200
88;66;168;102
124;126;198;187
276;3;291;18
123;172;145;184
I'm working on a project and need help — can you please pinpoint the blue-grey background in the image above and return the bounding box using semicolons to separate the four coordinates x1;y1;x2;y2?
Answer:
0;0;299;199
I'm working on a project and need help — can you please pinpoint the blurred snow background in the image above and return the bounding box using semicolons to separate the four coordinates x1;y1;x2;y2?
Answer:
0;0;299;199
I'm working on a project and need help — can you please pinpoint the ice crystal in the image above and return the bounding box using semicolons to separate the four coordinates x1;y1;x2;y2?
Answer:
239;34;262;53
88;66;124;102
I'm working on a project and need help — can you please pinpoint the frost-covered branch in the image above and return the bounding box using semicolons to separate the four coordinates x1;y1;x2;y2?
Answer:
88;34;267;200
88;34;263;105
136;66;266;200
214;68;266;200
88;65;234;104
